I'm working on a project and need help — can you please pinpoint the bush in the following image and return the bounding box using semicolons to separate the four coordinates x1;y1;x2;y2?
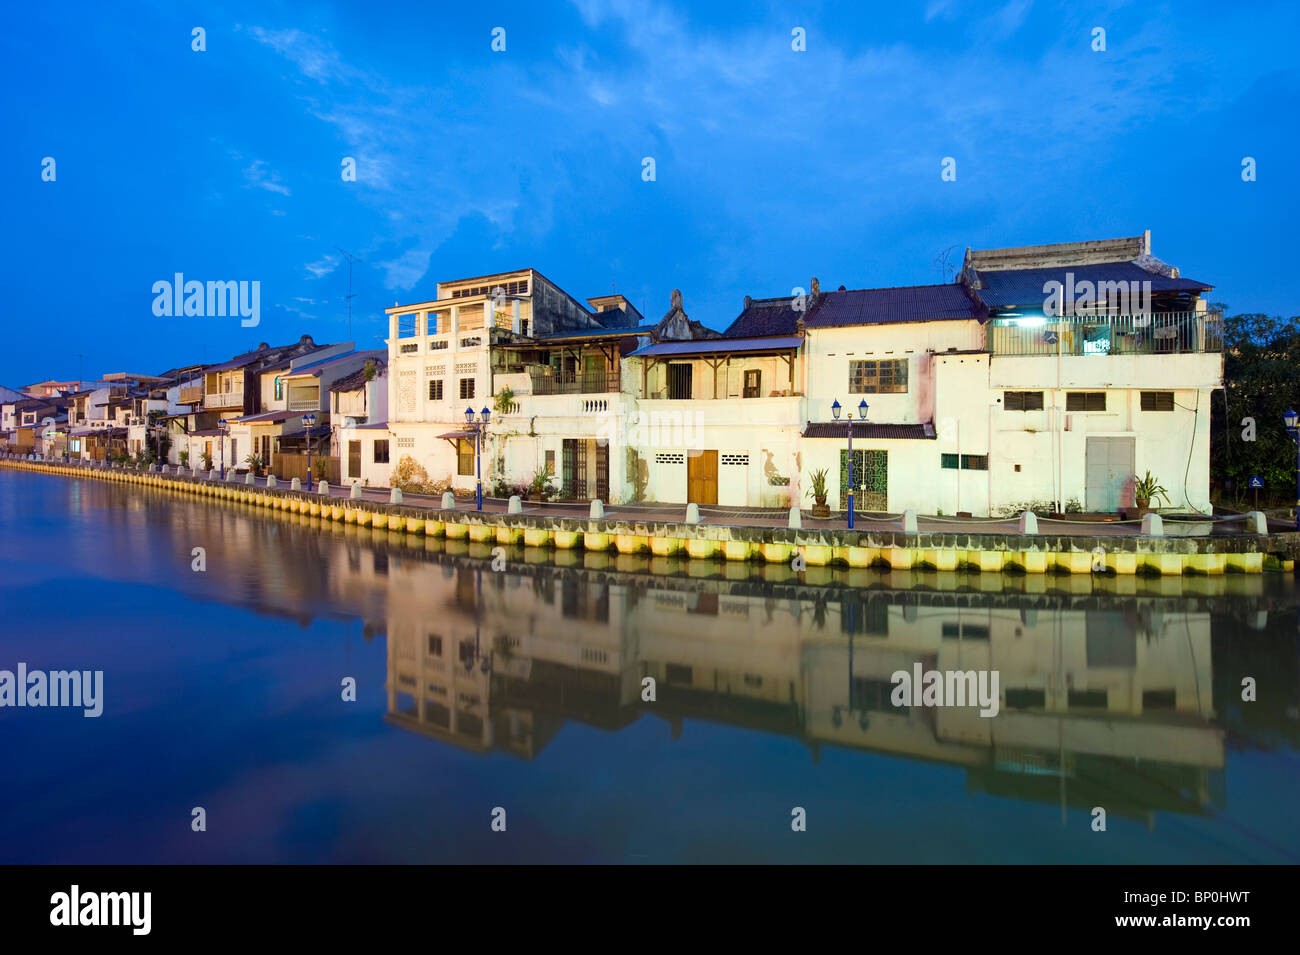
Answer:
390;455;449;495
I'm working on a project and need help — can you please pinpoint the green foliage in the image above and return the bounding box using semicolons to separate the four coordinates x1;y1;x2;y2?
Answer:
493;387;515;416
1133;470;1170;506
200;451;213;471
1212;311;1300;505
178;450;189;467
244;453;264;473
529;464;556;500
362;359;377;382
1065;497;1082;514
805;467;829;500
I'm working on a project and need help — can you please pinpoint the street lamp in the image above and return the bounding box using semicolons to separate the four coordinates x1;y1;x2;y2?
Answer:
831;399;869;529
465;405;491;510
1285;408;1300;530
218;418;229;479
302;413;317;490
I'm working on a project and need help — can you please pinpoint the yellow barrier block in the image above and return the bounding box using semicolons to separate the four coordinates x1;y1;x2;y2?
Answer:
651;536;685;557
583;533;610;551
844;546;872;568
802;544;832;566
496;525;521;545
615;534;649;555
405;516;424;534
686;539;719;560
1018;550;1049;574
371;513;389;529
888;548;915;570
553;530;581;549
445;521;468;539
523;527;551;548
468;523;494;543
1185;553;1225;575
1225;552;1262;574
723;540;751;561
343;507;357;524
355;511;371;527
329;505;344;521
759;542;791;563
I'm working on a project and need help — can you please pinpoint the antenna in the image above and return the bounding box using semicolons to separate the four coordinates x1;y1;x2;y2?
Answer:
74;353;85;390
336;248;365;341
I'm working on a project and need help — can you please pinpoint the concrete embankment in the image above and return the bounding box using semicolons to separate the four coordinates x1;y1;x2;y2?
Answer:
4;458;1298;576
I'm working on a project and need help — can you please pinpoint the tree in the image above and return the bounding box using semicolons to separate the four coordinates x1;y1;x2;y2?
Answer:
1211;311;1300;506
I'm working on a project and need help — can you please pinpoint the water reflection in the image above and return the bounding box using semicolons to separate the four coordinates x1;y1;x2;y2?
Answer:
9;472;1300;859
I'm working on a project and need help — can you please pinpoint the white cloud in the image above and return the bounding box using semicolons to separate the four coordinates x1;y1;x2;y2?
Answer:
305;255;339;278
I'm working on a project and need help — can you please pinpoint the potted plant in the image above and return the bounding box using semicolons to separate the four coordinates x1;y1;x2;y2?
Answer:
179;450;189;468
200;451;213;471
806;468;831;518
244;453;264;476
1132;470;1170;517
528;465;555;503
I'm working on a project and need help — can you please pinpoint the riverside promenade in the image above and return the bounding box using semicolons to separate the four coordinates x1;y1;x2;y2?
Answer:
4;455;1298;576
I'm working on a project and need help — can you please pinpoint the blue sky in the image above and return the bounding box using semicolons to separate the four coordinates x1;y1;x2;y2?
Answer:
3;0;1296;385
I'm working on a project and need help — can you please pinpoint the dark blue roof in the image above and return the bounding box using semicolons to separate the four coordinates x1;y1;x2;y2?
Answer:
974;262;1210;309
804;284;982;327
722;298;806;338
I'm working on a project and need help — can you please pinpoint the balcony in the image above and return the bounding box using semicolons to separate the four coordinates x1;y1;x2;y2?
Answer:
988;311;1223;357
528;369;621;396
178;384;203;404
205;392;244;409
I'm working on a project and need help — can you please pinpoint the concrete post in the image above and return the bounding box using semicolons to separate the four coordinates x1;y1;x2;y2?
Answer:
245;472;255;485
589;499;604;519
788;507;801;529
318;480;330;496
1019;511;1038;534
267;475;277;488
1245;511;1268;534
685;503;700;524
291;477;302;491
441;491;456;509
350;483;363;500
902;509;919;533
1141;513;1164;536
390;487;403;504
508;495;522;514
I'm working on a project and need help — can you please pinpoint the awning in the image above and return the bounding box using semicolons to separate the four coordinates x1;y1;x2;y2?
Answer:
627;335;802;358
803;422;936;440
234;410;311;424
436;430;475;440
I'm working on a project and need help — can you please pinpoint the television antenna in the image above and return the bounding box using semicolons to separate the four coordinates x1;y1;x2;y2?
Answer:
336;248;364;341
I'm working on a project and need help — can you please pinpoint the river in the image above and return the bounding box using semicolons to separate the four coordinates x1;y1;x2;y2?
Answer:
1;469;1297;863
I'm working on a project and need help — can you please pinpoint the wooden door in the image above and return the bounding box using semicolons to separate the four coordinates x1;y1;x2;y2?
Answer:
688;449;718;505
348;440;361;479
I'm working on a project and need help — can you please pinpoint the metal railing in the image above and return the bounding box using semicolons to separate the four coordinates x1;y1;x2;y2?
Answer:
528;371;620;395
988;311;1223;357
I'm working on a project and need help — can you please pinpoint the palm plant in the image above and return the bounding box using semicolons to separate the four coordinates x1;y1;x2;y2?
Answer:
1133;470;1170;508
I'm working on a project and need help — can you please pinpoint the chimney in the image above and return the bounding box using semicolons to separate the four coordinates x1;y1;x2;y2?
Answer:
744;296;752;310
671;288;683;311
810;277;820;297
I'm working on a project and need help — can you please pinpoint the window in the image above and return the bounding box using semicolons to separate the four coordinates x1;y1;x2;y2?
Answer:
397;313;418;338
1140;391;1175;411
347;440;360;477
961;454;988;471
667;363;692;399
373;440;389;464
1066;392;1106;412
849;358;908;394
457;438;474;475
743;369;761;398
1004;391;1043;411
544;450;555;475
428;379;443;401
941;453;959;469
459;378;475;400
274;377;283;401
427;635;443;657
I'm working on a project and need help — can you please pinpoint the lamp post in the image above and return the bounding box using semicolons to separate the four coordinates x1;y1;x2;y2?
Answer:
465;405;491;510
218;418;228;479
831;399;869;529
302;413;317;490
1285;408;1300;530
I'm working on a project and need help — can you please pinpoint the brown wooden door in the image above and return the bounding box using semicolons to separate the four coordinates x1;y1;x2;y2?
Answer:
688;449;718;505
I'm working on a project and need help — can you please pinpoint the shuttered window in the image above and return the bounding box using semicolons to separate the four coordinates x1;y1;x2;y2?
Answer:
1066;392;1106;412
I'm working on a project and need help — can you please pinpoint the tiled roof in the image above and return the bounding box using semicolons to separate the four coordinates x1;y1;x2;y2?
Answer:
804;284;983;327
330;360;387;394
803;422;936;440
722;298;806;338
972;262;1211;309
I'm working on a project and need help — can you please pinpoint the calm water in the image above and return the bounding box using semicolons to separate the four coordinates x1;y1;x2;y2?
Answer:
1;469;1298;864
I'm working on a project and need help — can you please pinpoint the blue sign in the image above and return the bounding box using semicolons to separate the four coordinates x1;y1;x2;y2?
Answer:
1043;331;1059;345
1249;475;1264;489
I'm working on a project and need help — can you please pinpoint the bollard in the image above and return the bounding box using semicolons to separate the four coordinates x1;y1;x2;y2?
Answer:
1140;513;1164;537
227;470;238;482
902;509;919;533
390;487;403;504
207;469;218;481
318;480;330;497
788;507;802;529
441;491;455;509
589;499;604;519
1018;511;1038;534
685;502;700;524
508;495;522;514
267;475;277;488
350;483;363;500
1244;511;1268;535
291;477;301;491
245;472;255;485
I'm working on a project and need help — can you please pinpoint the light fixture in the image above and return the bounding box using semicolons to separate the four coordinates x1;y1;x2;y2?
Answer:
480;406;491;424
1285;408;1299;431
858;399;868;419
464;406;475;425
831;399;841;420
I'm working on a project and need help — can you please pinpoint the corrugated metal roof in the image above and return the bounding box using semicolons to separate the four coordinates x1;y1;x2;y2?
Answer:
234;410;308;424
722;298;805;338
627;335;803;357
974;262;1211;308
803;422;936;440
805;284;982;327
530;325;652;341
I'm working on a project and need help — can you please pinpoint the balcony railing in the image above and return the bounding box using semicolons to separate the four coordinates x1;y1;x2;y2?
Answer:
205;391;244;409
988;311;1223;357
528;370;621;395
178;385;203;404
